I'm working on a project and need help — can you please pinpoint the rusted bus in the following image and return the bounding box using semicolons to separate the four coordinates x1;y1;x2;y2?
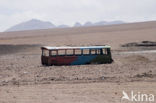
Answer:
41;46;113;66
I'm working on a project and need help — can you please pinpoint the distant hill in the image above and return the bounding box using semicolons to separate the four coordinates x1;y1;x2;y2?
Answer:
74;22;82;27
73;21;125;27
83;21;124;27
58;24;69;28
5;19;125;32
84;22;93;26
6;19;56;32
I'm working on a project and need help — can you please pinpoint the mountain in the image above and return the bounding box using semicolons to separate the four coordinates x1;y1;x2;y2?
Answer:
94;21;107;26
84;21;93;26
58;24;69;28
6;19;56;32
74;22;82;27
106;20;125;25
5;19;125;32
83;21;124;27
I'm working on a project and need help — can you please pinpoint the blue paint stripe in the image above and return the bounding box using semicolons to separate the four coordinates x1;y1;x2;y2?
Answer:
71;55;97;65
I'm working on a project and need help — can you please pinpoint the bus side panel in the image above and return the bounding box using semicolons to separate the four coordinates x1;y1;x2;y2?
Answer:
71;55;96;65
71;55;113;65
90;55;113;64
50;56;77;65
43;55;113;66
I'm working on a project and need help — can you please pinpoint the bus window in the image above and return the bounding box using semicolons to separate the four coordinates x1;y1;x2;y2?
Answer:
51;50;57;56
97;49;101;55
66;49;73;55
58;50;65;55
43;49;49;56
83;49;90;55
75;49;81;55
103;49;107;54
90;49;96;54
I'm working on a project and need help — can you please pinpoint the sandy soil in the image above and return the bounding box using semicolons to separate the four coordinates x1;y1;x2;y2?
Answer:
0;21;156;103
0;82;156;103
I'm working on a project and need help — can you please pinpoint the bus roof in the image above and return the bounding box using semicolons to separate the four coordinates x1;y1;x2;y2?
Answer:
41;45;111;50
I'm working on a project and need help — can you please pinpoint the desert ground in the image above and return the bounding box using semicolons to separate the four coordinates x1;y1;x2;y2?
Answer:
0;21;156;103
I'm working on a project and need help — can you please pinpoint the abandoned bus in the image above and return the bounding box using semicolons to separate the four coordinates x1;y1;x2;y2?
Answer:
41;46;113;66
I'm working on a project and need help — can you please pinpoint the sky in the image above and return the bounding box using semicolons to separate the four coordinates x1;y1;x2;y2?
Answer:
0;0;156;32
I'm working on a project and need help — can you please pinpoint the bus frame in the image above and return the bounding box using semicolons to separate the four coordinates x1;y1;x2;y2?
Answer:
41;45;113;66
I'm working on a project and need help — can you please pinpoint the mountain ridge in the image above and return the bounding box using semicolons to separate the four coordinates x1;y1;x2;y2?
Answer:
5;19;125;32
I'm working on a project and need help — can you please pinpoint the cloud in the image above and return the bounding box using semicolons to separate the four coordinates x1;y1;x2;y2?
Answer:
0;0;156;31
